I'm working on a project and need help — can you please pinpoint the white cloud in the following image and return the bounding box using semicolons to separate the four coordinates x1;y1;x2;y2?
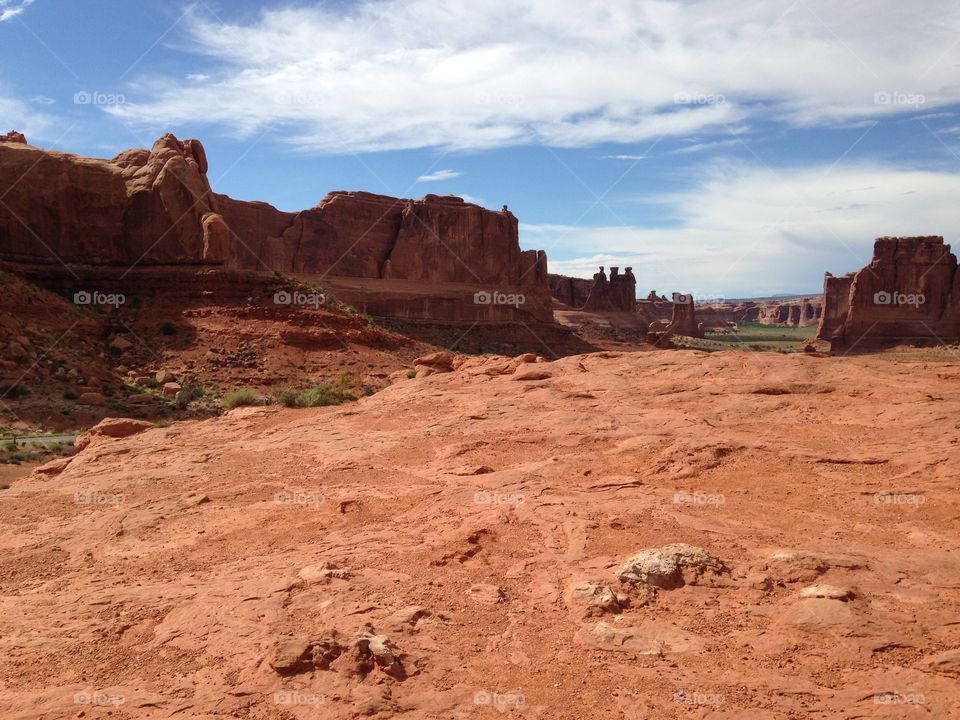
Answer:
417;169;462;182
108;0;960;153
0;88;53;138
0;0;33;22
602;154;646;161
523;163;960;296
670;139;741;155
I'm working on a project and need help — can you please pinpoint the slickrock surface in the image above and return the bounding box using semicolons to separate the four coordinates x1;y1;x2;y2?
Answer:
2;350;960;718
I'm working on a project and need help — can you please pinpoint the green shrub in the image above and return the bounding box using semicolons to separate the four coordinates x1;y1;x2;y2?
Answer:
221;388;261;409
63;389;78;400
406;368;417;379
160;322;177;336
297;381;355;407
271;386;299;408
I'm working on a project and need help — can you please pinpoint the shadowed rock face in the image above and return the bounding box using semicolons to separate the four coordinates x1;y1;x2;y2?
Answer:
817;236;960;350
0;132;551;321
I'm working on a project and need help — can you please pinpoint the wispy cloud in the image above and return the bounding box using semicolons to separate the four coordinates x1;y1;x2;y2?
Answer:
0;0;34;22
602;154;646;161
670;139;740;154
108;0;960;154
417;169;462;182
523;162;960;296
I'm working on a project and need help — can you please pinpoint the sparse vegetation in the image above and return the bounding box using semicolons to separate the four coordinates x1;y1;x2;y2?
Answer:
160;322;178;336
675;322;818;353
221;388;262;409
406;368;417;379
270;375;356;408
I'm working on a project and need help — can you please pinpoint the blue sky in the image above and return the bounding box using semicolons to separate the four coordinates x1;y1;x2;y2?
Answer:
2;0;960;297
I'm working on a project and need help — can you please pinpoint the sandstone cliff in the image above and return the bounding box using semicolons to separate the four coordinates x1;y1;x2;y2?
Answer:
816;236;960;349
0;133;550;322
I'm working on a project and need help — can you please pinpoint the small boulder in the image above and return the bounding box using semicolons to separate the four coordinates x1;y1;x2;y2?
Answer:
161;382;182;397
467;583;505;605
617;544;727;590
109;336;134;352
413;351;455;372
76;392;106;406
174;388;192;407
799;584;856;601
155;369;176;384
511;366;552;381
75;417;154;450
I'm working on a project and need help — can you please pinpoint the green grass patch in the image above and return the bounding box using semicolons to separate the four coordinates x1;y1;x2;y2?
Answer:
221;388;262;409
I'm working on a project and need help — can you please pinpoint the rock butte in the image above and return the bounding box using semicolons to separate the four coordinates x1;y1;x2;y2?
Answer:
0;132;551;325
818;236;960;350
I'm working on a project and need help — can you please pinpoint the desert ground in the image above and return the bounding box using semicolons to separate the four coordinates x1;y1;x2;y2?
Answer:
2;349;958;719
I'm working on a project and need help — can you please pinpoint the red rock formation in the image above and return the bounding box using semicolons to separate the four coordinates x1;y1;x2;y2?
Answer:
646;293;704;343
0;130;26;144
549;267;636;312
757;297;823;327
0;132;551;323
817;236;960;349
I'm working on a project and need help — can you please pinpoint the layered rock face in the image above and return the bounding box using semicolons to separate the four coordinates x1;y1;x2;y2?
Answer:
817;237;960;349
0;133;223;265
757;298;823;327
548;267;636;312
0;133;550;322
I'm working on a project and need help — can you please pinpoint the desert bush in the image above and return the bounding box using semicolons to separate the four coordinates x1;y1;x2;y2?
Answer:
160;322;177;336
406;368;417;379
271;386;299;408
221;388;261;409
